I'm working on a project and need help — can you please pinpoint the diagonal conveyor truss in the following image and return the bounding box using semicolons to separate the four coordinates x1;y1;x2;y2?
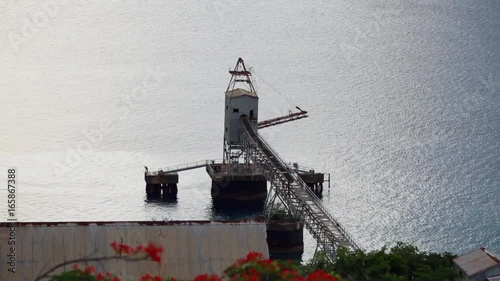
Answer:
240;116;359;260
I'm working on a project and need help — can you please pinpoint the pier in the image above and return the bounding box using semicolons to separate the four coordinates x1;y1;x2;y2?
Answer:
145;170;178;198
144;58;358;261
206;162;267;202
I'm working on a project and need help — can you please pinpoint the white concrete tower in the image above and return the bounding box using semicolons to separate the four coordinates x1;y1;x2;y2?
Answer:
223;58;259;164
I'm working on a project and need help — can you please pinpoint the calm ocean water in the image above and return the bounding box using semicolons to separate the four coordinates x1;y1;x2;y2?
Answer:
1;0;499;260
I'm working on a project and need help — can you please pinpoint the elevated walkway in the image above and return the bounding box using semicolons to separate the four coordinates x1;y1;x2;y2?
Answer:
146;160;216;176
240;116;358;260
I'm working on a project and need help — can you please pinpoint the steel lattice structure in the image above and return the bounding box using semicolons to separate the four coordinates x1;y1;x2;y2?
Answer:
240;116;359;261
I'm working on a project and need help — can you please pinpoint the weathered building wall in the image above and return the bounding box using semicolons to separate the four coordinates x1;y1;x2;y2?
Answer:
0;221;268;281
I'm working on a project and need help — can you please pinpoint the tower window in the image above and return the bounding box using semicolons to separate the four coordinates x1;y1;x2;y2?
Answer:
233;108;239;113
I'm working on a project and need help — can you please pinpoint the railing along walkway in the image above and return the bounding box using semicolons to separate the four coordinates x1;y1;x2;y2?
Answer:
147;160;222;175
240;116;358;260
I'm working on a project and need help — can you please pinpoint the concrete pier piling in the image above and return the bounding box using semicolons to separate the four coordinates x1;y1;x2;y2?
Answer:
207;163;267;203
266;218;304;257
297;170;325;197
139;59;357;262
145;171;179;198
162;183;178;198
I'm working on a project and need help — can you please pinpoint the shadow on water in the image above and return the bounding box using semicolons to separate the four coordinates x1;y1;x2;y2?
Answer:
208;199;264;220
208;199;304;262
144;194;178;204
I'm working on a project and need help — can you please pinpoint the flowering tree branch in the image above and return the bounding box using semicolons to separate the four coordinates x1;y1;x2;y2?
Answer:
34;241;343;281
33;242;164;281
33;255;146;281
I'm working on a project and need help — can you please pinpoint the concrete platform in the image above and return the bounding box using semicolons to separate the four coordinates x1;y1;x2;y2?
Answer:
207;163;267;202
267;219;304;255
145;171;179;185
296;170;325;197
145;171;179;198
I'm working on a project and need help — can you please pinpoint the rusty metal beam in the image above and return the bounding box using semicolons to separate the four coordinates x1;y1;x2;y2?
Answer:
257;110;308;129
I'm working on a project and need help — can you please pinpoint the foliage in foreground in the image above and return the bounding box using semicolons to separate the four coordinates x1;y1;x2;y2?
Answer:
325;242;456;281
36;241;456;281
36;242;341;281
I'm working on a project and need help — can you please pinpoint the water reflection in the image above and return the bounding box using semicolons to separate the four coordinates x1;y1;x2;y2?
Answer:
144;194;178;205
208;199;264;220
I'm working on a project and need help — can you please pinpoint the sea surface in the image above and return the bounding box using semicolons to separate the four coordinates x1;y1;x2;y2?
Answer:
1;0;499;261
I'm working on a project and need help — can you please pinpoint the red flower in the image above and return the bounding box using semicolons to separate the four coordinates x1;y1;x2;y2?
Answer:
248;268;261;277
134;244;144;253
111;241;119;252
110;241;164;263
245;252;264;261
306;270;338;281
140;273;163;281
281;269;298;277
144;242;164;263
96;272;104;281
243;273;259;281
122;244;133;254
111;242;135;255
257;259;278;271
85;265;95;274
193;273;222;281
281;269;305;281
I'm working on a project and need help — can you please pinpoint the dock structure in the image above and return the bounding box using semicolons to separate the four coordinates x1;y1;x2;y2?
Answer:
206;162;267;202
144;58;358;260
144;160;327;201
240;116;359;258
145;170;178;198
290;163;330;197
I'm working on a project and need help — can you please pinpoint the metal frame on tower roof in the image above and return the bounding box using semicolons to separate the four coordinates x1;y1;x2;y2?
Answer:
226;57;256;93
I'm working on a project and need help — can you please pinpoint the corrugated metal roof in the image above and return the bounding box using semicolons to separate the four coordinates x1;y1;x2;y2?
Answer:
226;88;257;98
0;220;268;281
453;247;500;277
